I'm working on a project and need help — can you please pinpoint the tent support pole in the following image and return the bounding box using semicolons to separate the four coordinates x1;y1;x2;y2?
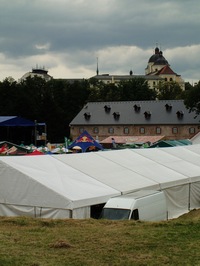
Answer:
34;120;37;146
188;183;191;211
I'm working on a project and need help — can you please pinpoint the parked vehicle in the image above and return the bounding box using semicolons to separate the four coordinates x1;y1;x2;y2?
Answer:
101;190;168;221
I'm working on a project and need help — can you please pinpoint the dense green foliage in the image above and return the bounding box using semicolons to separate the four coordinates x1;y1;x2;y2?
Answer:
157;81;184;100
0;77;156;143
0;77;91;143
184;81;200;118
0;76;193;143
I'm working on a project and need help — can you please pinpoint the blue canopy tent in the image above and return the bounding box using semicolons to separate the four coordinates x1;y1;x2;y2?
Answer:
68;130;104;152
0;116;35;127
0;116;43;145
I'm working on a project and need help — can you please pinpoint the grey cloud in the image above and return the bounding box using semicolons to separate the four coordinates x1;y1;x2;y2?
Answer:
0;0;200;82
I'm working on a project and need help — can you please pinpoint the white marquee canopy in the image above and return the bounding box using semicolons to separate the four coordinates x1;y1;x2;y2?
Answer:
1;144;200;219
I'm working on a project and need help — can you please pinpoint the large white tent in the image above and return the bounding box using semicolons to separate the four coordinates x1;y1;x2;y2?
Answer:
1;144;200;219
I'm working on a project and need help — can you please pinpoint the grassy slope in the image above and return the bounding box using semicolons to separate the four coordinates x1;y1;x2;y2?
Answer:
0;210;200;266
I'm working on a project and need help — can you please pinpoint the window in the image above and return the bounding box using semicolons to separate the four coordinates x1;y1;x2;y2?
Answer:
131;209;139;220
108;127;114;134
189;127;195;134
93;127;99;134
84;112;91;120
133;104;141;112
172;127;178;134
113;112;120;120
144;111;151;119
104;105;111;112
165;103;172;111
79;127;84;133
124;127;129;134
165;78;167;81
140;127;145;134
101;208;130;220
156;127;161;134
176;111;184;118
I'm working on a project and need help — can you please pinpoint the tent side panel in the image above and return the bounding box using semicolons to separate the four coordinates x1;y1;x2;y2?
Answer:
0;162;73;210
190;182;200;210
72;207;90;219
0;204;72;219
0;203;35;217
36;207;71;219
164;184;189;219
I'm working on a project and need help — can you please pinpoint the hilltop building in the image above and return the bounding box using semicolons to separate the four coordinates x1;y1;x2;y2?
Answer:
145;47;185;90
19;67;53;82
19;47;185;91
91;47;185;90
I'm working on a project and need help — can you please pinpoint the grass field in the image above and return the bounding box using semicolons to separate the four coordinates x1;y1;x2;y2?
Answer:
0;210;200;266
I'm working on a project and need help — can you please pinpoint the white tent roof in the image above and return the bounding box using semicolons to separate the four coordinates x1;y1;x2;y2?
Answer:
0;155;119;209
1;144;200;213
56;151;158;193
134;147;200;183
56;148;190;191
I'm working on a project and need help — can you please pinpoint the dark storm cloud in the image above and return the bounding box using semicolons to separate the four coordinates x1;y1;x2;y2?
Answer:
0;0;200;82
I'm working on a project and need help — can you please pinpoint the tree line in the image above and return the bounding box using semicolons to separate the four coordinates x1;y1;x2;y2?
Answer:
0;76;199;143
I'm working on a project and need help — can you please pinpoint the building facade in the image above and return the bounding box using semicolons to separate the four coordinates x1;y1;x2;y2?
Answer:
91;47;185;91
145;47;185;90
69;100;200;141
19;67;53;82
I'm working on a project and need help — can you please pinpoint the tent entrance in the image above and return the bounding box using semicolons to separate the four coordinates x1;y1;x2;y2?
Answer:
91;203;105;219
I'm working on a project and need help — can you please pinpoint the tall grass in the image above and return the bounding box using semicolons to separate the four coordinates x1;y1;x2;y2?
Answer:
0;211;200;266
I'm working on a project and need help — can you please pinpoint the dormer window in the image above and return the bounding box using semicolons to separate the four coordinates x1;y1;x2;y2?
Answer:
104;105;111;112
165;103;172;111
113;112;120;120
133;104;141;112
176;111;184;118
84;112;91;120
144;111;151;119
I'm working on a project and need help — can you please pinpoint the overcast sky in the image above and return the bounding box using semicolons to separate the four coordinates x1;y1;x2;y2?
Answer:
0;0;200;84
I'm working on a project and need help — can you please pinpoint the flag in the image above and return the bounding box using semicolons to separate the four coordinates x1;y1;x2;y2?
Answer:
64;137;71;148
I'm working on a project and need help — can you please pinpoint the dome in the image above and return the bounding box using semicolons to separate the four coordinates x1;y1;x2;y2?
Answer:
148;54;159;63
154;51;168;65
148;47;160;63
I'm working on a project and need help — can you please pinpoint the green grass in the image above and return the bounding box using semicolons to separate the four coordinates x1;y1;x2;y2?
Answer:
0;210;200;266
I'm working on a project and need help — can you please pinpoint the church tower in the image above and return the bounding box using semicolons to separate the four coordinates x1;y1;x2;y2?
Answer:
145;47;168;75
145;47;185;90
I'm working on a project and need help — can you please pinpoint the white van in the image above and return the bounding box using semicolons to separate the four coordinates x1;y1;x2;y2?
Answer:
101;190;168;221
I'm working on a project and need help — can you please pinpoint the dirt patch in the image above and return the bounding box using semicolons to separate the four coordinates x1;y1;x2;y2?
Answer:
49;240;73;249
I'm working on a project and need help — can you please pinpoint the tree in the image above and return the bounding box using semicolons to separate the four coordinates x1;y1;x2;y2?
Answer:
157;81;184;100
185;82;193;91
88;77;157;102
184;81;200;117
87;79;104;102
0;78;18;115
16;76;48;120
118;78;157;101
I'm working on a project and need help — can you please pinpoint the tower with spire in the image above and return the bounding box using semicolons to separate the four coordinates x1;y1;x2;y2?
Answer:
96;57;99;75
145;46;185;90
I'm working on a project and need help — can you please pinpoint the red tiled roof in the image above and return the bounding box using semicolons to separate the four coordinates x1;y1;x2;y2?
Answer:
157;65;177;75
